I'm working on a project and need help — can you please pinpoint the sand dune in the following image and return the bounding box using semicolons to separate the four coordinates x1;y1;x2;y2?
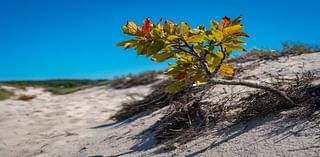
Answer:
0;53;320;157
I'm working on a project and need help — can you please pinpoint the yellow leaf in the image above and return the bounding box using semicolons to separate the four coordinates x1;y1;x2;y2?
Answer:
167;35;180;40
219;64;234;77
122;21;139;35
208;30;224;42
187;34;205;43
215;51;224;58
223;43;245;51
181;21;190;39
190;29;201;34
223;25;244;34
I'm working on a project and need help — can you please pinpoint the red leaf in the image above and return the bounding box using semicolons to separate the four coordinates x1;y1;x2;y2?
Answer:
142;17;151;35
221;16;231;28
174;72;188;80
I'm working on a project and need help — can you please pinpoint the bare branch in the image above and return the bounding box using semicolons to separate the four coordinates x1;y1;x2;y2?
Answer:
207;78;296;106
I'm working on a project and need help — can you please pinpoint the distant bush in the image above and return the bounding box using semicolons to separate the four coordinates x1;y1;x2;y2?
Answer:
281;41;319;55
229;48;280;63
0;89;14;101
109;71;163;89
45;87;84;95
0;80;99;88
230;42;320;63
0;80;108;95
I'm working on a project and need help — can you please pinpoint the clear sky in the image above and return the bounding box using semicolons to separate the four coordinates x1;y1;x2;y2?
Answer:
0;0;319;81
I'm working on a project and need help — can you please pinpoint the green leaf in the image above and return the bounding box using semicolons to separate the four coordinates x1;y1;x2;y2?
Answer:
174;24;180;35
150;28;164;39
146;41;165;57
206;52;224;72
152;52;172;62
165;81;186;93
163;20;174;34
116;40;139;49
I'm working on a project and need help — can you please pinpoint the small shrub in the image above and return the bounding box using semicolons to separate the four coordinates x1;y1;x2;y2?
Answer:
229;48;280;63
109;71;163;89
281;41;319;55
117;16;249;93
45;87;84;95
0;89;14;101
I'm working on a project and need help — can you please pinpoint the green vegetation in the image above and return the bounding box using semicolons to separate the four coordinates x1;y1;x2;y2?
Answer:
109;71;163;89
0;88;14;100
0;80;109;95
281;41;320;55
230;42;320;63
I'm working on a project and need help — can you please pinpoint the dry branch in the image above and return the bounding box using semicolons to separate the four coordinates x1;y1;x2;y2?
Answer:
207;78;296;106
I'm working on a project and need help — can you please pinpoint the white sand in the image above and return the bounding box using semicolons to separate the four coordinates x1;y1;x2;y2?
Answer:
0;84;154;157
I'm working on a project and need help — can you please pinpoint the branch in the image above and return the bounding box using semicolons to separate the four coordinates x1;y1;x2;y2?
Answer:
180;39;212;78
210;45;227;78
207;78;296;106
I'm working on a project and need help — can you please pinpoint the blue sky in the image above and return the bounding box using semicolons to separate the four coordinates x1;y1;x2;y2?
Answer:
0;0;319;81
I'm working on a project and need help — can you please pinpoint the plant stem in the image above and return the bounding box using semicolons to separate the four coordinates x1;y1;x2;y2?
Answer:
209;45;228;78
180;39;212;78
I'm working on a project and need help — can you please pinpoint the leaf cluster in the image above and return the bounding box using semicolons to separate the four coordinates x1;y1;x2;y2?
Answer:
117;16;249;92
